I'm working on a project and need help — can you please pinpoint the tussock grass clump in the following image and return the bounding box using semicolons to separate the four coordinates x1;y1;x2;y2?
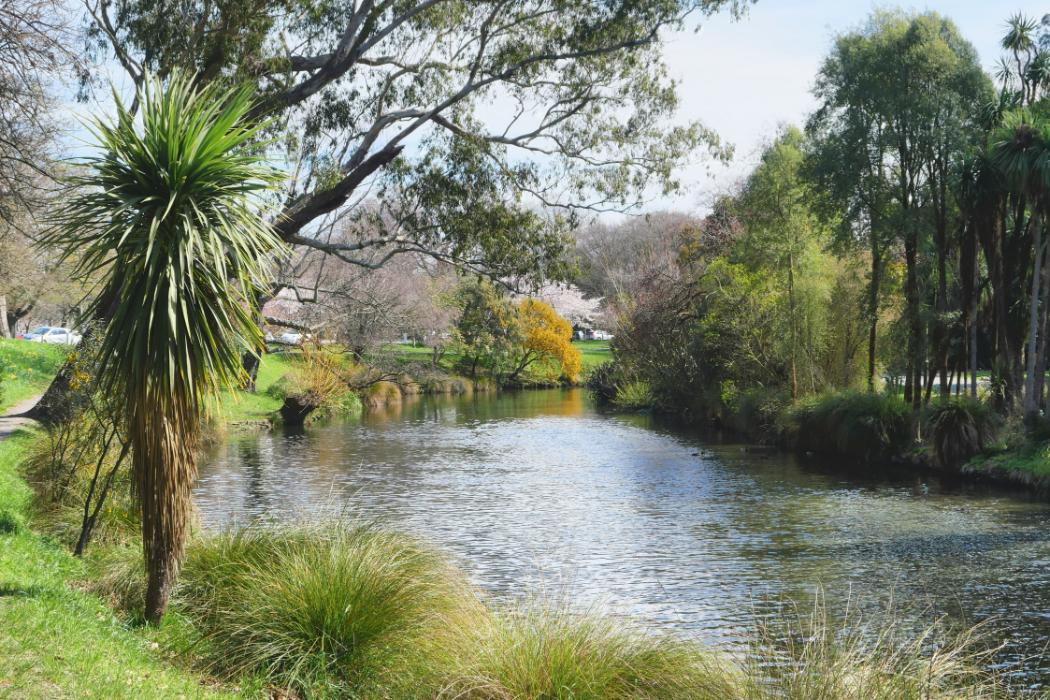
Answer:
782;391;912;462
926;399;1000;470
740;603;1005;700
419;374;475;395
444;606;738;700
81;522;1007;699
363;380;403;409
176;523;483;697
84;545;147;614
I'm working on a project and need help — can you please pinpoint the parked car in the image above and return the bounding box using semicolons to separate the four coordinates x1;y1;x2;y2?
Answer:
23;326;82;345
277;331;304;346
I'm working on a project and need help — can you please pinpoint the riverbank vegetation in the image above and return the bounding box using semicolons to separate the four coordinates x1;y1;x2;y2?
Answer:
589;12;1050;491
1;424;1007;698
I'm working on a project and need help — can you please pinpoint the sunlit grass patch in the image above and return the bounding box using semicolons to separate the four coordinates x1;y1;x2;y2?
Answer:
443;604;738;700
176;523;483;698
0;338;67;412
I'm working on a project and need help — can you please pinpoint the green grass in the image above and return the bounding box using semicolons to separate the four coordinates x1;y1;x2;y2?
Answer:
384;340;611;382
574;340;611;374
0;340;67;413
214;351;297;423
781;391;913;463
965;437;1050;482
0;429;237;699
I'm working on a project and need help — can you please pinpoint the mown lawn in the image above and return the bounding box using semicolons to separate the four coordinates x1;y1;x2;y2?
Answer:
574;340;611;373
385;340;611;379
0;430;238;699
213;351;298;423
0;340;67;413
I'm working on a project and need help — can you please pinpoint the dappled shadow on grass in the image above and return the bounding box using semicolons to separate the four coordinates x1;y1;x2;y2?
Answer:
0;582;46;598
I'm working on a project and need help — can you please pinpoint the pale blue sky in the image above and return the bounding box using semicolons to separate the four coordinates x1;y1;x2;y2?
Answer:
659;1;1046;213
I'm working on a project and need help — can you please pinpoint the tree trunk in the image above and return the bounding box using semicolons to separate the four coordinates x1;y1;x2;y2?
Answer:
1038;240;1050;420
867;244;882;393
904;225;922;412
970;313;978;398
1024;215;1044;425
0;295;9;338
788;251;798;401
242;351;261;393
935;211;950;402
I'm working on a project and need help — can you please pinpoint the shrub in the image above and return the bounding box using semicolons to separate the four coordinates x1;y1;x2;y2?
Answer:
725;388;789;442
926;399;1000;471
175;524;483;697
277;347;353;424
587;362;618;404
612;380;655;411
363;380;403;410
781;391;912;463
23;412;137;549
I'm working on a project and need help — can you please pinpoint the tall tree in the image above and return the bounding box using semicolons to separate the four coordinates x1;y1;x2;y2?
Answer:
45;73;286;622
808;10;991;408
85;0;745;288
735;126;826;400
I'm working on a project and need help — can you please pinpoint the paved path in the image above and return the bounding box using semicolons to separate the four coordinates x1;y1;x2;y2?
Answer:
0;395;41;441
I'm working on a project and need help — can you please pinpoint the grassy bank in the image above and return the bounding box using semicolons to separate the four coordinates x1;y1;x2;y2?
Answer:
0;339;67;413
83;521;1003;700
0;430;236;699
215;351;297;423
386;340;609;385
1;398;1009;697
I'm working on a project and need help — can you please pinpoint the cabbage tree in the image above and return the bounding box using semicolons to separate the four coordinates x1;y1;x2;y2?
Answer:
45;72;285;622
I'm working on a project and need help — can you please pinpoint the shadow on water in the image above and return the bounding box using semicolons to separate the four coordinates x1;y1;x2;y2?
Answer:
195;387;1050;685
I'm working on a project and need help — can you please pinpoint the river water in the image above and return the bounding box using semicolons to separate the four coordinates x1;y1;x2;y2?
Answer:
194;388;1050;684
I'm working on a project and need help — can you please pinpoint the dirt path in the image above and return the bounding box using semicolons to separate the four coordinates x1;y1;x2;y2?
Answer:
0;395;41;441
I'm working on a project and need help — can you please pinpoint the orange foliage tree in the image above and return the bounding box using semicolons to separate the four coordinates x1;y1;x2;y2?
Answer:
509;299;582;383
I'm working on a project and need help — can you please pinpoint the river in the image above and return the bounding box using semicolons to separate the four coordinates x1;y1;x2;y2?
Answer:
194;387;1050;685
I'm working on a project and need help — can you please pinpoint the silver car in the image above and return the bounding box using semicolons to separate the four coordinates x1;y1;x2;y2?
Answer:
23;326;82;345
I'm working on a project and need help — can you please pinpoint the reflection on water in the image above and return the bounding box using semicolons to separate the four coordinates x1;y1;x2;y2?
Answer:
195;388;1050;681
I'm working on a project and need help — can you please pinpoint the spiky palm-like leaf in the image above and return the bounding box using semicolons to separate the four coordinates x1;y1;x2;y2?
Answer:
44;72;285;621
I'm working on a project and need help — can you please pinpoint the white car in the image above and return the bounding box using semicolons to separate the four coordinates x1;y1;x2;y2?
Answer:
23;326;82;345
277;331;304;346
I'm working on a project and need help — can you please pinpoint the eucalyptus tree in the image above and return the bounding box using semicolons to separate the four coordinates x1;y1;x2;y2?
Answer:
44;73;286;622
0;0;74;216
808;10;990;407
807;84;893;393
83;0;746;289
